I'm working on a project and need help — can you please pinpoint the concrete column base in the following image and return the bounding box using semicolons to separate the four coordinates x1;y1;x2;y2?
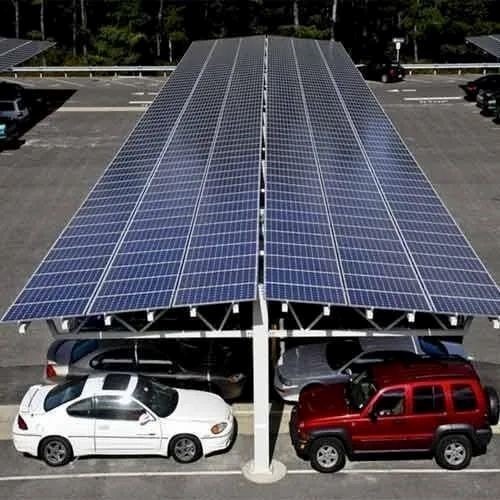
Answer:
242;459;287;484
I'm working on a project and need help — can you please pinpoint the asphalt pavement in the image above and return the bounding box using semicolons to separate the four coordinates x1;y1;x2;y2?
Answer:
0;74;499;498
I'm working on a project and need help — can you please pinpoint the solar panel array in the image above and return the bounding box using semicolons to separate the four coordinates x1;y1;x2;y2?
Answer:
466;34;500;58
0;38;54;71
3;35;500;323
3;37;264;321
265;36;500;317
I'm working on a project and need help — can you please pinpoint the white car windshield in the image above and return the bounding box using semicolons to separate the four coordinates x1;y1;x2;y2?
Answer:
133;377;178;417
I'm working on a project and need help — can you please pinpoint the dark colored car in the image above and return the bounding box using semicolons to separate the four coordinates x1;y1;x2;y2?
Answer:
290;358;499;473
477;88;500;115
0;118;19;146
0;81;25;99
363;61;405;83
460;74;500;100
46;339;248;400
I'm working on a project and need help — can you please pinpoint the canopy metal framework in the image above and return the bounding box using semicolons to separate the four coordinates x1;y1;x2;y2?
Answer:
3;36;500;482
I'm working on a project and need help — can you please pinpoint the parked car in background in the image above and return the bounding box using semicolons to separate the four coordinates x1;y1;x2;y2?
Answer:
0;119;19;146
13;373;235;466
362;60;405;83
46;339;247;400
476;88;500;115
0;96;30;122
0;81;25;99
274;337;466;402
290;358;499;473
460;74;500;100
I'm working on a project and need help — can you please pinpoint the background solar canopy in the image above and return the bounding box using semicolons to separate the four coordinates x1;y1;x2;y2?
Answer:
3;37;263;322
466;35;500;58
0;38;55;71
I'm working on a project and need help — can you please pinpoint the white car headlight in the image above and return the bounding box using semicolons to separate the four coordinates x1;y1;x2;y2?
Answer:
211;422;228;435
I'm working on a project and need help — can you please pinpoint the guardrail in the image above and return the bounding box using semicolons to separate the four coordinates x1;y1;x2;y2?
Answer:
2;65;176;78
2;63;500;79
402;62;500;75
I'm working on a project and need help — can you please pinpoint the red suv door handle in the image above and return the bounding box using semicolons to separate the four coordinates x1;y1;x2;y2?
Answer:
393;419;405;425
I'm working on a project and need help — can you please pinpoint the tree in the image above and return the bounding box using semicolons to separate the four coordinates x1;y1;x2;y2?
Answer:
80;0;87;58
331;0;338;40
293;0;299;28
156;0;164;58
164;5;187;62
10;0;20;38
72;0;77;57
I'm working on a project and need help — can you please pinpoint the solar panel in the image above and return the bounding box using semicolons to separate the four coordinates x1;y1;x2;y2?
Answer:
288;38;431;312
466;35;500;58
3;37;263;322
317;40;500;316
88;37;262;314
265;37;347;305
0;38;55;71
2;40;219;321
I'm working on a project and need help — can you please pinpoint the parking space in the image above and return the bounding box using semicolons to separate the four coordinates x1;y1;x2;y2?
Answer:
0;75;499;495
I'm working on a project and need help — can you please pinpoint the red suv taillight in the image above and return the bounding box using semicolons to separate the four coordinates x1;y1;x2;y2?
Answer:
17;415;28;430
46;364;57;378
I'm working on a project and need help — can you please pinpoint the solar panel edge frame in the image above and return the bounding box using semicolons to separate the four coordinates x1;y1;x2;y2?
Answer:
313;39;435;313
85;39;221;317
324;40;500;316
1;41;217;323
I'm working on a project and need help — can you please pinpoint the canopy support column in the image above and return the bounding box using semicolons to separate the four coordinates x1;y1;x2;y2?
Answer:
242;285;286;483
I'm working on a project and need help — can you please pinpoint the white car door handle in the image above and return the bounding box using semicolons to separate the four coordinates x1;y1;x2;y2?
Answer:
137;433;157;436
97;425;110;430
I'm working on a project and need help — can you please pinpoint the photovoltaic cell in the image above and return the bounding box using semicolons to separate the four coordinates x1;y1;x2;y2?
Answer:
466;35;500;59
0;37;55;71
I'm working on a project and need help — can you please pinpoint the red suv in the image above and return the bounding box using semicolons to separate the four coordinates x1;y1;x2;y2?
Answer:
290;358;499;473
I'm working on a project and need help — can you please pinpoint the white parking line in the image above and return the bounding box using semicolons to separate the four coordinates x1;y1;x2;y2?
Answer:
55;106;146;112
404;96;463;101
402;89;417;92
1;468;500;482
46;77;85;88
128;101;153;105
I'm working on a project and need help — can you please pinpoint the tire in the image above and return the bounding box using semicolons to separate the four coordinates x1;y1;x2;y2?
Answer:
381;74;389;83
40;436;73;467
310;437;346;473
170;434;203;464
485;386;499;425
435;435;472;470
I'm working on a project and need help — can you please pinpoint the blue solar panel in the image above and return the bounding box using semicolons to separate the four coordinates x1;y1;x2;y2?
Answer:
0;38;54;71
3;40;219;321
317;40;500;316
289;38;431;312
466;35;500;58
88;37;262;314
265;37;347;305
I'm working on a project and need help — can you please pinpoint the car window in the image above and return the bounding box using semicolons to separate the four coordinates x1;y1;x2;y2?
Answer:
0;102;15;111
374;388;405;416
412;385;445;414
326;339;362;370
94;395;144;420
418;338;447;357
90;348;135;371
133;376;179;417
452;384;477;412
44;376;87;412
70;340;99;364
16;99;26;110
67;397;93;418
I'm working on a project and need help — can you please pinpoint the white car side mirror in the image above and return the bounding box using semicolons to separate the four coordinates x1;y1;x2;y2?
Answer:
138;412;154;425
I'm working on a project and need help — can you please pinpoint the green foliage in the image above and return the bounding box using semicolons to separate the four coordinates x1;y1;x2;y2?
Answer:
0;0;499;65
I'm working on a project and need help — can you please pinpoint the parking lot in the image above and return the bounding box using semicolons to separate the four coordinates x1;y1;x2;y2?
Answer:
0;74;499;499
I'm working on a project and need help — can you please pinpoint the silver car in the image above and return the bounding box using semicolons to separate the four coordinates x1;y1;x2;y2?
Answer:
0;97;30;122
273;337;466;402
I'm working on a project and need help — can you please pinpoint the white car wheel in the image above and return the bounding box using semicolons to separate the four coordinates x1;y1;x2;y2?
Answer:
41;437;73;467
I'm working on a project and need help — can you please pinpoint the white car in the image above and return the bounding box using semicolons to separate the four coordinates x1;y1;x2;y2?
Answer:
13;373;235;466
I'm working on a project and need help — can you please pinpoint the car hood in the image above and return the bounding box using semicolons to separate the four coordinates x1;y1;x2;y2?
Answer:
298;383;350;419
170;389;231;422
278;343;332;381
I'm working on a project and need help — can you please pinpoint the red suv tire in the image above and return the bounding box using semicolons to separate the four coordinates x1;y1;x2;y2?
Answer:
310;437;346;473
434;435;472;470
